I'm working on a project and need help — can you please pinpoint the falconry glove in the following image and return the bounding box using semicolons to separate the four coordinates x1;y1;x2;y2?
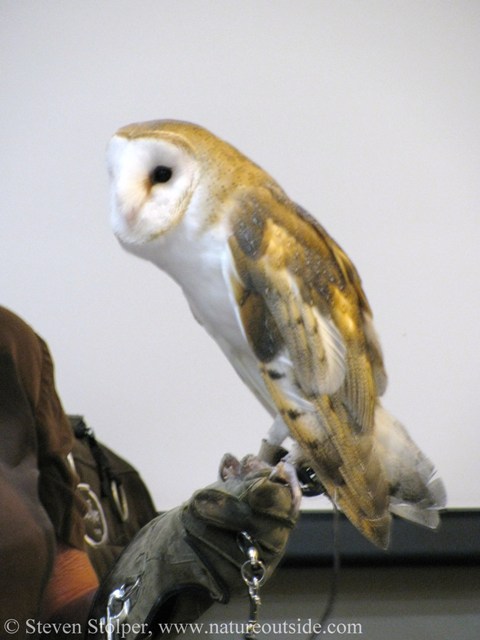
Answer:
86;454;299;639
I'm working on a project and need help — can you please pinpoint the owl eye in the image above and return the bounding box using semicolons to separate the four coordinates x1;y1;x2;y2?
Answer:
150;165;173;185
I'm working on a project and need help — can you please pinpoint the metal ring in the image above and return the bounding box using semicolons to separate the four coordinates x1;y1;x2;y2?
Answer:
241;559;267;588
78;482;109;547
111;479;129;522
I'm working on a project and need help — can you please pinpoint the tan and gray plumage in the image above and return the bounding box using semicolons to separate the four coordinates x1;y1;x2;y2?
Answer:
107;120;446;548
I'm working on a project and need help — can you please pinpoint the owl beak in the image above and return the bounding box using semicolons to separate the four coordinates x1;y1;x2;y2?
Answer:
110;188;134;241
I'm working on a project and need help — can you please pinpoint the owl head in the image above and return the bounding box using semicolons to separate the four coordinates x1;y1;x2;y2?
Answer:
107;120;275;255
107;120;203;248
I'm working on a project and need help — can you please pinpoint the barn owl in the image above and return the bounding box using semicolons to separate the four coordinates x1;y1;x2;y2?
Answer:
107;120;446;548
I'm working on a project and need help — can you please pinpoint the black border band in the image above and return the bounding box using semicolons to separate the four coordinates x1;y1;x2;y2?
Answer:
283;509;480;566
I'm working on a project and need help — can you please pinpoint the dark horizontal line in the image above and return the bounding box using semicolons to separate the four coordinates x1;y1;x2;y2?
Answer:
283;509;480;567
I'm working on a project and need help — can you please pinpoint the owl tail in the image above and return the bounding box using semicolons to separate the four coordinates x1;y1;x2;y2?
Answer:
374;405;447;529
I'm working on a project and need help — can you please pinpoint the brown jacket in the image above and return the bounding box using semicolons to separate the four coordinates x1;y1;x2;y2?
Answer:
0;306;85;630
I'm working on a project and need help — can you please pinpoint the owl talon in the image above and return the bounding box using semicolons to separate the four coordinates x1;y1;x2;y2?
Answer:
270;461;303;513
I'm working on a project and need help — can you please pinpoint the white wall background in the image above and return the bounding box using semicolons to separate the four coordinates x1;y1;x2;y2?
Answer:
1;1;479;512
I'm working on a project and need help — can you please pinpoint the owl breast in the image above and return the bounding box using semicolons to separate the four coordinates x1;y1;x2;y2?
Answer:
148;215;246;350
147;213;273;411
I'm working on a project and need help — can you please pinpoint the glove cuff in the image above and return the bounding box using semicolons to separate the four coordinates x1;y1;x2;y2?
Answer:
86;506;227;639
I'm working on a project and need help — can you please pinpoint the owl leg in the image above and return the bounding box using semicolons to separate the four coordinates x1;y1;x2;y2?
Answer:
258;415;289;464
267;414;290;445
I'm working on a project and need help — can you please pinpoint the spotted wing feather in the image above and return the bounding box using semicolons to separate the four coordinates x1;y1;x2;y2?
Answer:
227;187;391;547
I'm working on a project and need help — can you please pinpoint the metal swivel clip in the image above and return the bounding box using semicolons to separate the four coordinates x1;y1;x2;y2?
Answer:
237;531;266;640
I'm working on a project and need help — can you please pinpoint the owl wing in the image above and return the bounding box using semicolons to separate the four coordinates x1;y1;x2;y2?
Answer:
226;187;391;548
